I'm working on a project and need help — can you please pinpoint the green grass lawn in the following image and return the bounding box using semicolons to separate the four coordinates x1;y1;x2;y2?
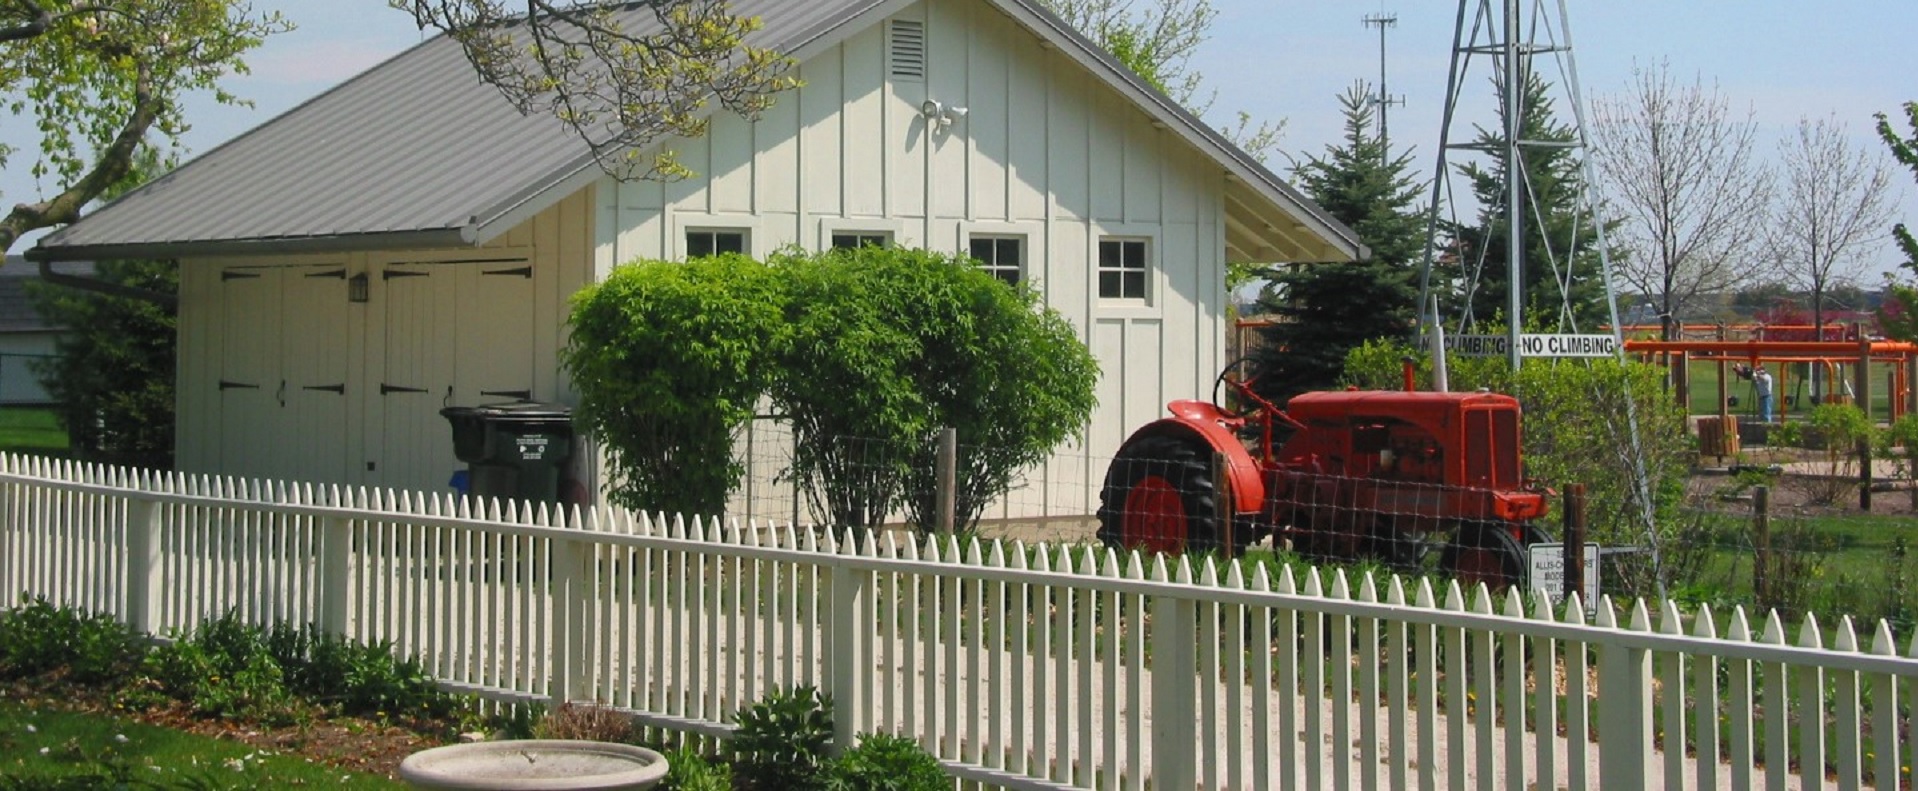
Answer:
0;700;402;789
0;406;69;456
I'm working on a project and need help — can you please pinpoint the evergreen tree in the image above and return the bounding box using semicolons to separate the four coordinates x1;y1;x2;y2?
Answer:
1251;85;1422;400
1445;70;1612;331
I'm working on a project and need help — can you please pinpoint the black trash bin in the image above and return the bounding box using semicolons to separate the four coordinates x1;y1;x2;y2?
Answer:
440;401;576;504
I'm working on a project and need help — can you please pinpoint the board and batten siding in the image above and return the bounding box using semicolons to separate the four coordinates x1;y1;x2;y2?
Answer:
594;0;1227;519
176;189;595;495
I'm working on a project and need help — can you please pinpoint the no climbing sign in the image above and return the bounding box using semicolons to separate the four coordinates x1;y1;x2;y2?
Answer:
1438;333;1619;359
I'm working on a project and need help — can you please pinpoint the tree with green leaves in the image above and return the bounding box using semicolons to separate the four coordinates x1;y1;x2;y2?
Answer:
1251;84;1421;400
1444;71;1612;331
27;258;176;467
769;246;1098;533
563;254;785;518
1;0;287;256
1874;101;1918;342
392;0;798;181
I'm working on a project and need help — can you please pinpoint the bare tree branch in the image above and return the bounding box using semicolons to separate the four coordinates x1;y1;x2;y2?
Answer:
1589;61;1771;339
1770;115;1897;341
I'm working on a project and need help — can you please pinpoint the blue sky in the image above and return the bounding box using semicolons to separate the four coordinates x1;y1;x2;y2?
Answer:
5;1;1913;277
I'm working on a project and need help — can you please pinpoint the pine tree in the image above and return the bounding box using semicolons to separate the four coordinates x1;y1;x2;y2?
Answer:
1251;85;1422;400
1445;70;1611;332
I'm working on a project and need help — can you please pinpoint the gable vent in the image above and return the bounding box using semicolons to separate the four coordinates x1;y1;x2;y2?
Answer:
888;20;926;80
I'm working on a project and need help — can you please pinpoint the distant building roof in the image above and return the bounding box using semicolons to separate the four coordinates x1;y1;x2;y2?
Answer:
28;0;1361;265
0;256;95;333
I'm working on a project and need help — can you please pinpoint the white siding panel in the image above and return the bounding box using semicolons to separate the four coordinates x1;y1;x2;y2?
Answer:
1046;68;1090;221
965;4;1009;223
1124;123;1162;223
710;112;755;215
1005;34;1049;222
925;0;967;221
755;91;801;217
1089;318;1129;454
1123;320;1166;443
1087;92;1125;222
799;48;846;221
841;25;887;218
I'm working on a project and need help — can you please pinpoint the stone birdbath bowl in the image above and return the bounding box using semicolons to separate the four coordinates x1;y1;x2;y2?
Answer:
399;740;669;790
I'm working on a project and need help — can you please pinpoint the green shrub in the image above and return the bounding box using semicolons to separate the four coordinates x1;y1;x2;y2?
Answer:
0;597;145;684
142;613;449;723
825;732;947;791
731;685;834;791
658;745;731;791
564;254;787;517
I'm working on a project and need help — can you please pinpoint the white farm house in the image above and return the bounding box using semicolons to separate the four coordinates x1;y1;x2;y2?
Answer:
28;0;1362;520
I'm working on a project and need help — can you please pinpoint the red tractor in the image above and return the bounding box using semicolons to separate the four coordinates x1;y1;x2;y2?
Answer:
1095;365;1551;588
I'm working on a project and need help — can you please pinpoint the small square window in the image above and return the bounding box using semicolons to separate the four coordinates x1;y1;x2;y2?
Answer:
1098;238;1148;300
830;232;891;250
686;229;747;258
968;235;1024;286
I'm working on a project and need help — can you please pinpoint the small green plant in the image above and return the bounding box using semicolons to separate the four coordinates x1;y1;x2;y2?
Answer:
731;685;834;791
658;745;731;791
1886;414;1918;509
824;732;947;791
0;597;145;685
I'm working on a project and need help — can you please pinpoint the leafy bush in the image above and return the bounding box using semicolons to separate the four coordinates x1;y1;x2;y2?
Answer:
731;685;833;791
658;745;731;791
769;246;1097;532
0;597;145;684
1884;414;1918;509
564;254;787;517
825;732;947;791
1772;403;1872;506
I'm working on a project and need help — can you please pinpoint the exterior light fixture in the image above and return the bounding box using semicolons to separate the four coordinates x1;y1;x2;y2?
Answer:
919;99;969;133
348;272;369;303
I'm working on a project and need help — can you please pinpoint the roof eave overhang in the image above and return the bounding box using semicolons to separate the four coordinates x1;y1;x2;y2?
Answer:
25;226;477;263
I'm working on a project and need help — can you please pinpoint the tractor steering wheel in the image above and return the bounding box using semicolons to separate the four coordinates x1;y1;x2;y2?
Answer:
1212;356;1263;415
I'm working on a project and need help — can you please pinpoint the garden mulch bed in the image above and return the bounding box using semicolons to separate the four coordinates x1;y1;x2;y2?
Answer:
0;675;447;780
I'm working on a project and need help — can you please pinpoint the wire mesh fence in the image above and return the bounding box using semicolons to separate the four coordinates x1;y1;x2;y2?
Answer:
710;416;1918;633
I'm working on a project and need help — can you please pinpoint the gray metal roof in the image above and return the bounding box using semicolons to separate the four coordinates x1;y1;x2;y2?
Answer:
31;0;1362;264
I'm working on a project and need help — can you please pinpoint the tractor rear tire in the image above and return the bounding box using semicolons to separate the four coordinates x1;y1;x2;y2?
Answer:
1096;435;1222;557
1442;522;1528;595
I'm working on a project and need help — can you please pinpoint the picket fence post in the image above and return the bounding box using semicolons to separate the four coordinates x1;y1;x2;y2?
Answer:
317;514;352;636
123;492;164;635
828;529;870;754
1150;556;1197;790
1597;599;1656;788
551;517;595;707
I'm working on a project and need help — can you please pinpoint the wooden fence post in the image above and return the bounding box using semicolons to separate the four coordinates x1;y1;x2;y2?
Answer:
828;534;870;755
124;495;164;636
936;428;957;536
550;536;592;707
1151;578;1197;789
1753;486;1771;604
1562;483;1587;603
317;516;352;637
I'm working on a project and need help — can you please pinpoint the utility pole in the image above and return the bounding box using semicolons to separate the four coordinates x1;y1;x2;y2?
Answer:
1362;12;1404;164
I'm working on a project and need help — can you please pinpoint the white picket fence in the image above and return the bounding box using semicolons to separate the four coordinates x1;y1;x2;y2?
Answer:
4;453;1917;790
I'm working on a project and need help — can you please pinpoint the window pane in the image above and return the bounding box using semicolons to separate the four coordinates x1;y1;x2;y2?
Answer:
716;233;745;255
1099;240;1119;268
687;232;714;258
1123;240;1146;269
997;238;1021;264
996;269;1020;287
1100;271;1120;299
1123;271;1145;299
969;238;995;263
831;234;860;250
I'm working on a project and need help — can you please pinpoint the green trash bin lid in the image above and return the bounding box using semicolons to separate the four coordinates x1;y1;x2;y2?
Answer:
469;401;573;423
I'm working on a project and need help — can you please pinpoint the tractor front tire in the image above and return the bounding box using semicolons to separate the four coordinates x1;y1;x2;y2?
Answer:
1097;435;1222;557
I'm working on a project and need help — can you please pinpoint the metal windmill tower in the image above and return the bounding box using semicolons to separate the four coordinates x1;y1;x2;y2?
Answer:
1414;0;1626;372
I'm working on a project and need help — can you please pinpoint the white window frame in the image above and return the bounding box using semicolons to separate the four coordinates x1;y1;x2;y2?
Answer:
1097;236;1153;303
820;219;910;251
671;214;758;260
957;221;1044;288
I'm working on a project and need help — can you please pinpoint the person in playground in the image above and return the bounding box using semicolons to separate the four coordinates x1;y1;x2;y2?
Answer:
1753;365;1774;422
